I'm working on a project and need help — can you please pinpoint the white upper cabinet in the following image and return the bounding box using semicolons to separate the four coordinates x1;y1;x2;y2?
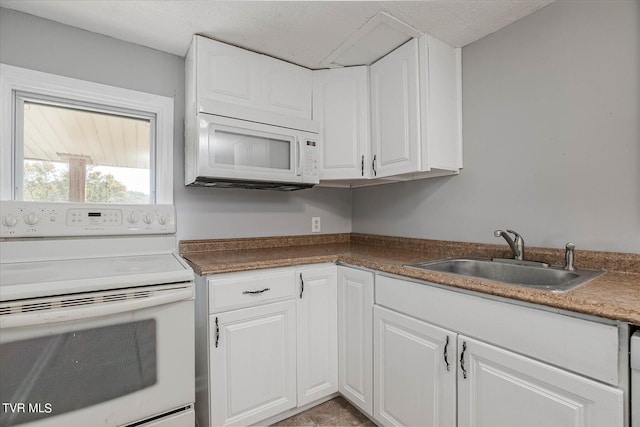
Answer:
370;38;421;178
188;35;314;130
313;67;370;180
196;37;261;109
315;34;462;186
263;59;313;119
419;35;462;172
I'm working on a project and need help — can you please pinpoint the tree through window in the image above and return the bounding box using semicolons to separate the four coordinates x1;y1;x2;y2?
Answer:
20;99;153;203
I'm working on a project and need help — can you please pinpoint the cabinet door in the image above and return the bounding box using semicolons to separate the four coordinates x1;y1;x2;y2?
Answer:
370;38;420;178
296;266;338;406
210;300;296;426
262;56;312;119
373;306;456;427
458;336;624;427
196;37;261;108
313;67;370;180
337;267;374;416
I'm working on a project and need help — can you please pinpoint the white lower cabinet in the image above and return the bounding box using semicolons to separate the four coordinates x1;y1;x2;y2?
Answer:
197;265;626;427
373;305;624;427
458;336;624;427
373;305;456;427
197;265;338;427
296;266;338;406
373;274;625;427
337;266;374;416
210;300;297;426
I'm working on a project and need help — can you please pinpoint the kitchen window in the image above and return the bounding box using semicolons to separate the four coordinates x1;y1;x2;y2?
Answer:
0;64;174;204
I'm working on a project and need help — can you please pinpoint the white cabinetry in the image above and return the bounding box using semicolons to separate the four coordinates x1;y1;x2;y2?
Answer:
315;34;462;186
262;57;313;120
296;265;338;406
194;265;337;427
458;336;623;427
313;67;370;180
187;35;314;131
337;266;374;416
373;305;456;427
370;38;421;178
210;300;297;426
374;274;624;427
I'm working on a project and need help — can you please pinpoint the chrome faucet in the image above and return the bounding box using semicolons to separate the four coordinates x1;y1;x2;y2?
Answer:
564;242;576;271
494;229;525;260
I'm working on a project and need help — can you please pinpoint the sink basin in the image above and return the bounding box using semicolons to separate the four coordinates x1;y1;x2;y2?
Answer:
404;258;604;293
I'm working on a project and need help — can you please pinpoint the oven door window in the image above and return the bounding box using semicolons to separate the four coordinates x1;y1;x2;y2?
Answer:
0;319;156;426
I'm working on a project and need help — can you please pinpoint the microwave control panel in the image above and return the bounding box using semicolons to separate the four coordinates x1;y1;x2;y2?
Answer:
303;137;319;181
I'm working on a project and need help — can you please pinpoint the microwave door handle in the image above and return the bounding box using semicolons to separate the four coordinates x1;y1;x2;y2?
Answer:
296;137;302;177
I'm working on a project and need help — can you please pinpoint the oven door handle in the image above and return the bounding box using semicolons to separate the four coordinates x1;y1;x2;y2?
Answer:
0;287;193;329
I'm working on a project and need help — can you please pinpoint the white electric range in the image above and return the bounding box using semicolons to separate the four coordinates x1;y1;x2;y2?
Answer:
0;201;195;427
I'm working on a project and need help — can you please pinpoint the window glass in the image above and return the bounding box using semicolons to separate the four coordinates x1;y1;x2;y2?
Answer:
20;100;152;204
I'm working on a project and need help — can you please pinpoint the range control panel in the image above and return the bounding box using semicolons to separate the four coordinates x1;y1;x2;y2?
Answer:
0;201;176;238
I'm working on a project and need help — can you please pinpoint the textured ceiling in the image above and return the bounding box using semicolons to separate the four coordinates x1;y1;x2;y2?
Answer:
0;1;554;69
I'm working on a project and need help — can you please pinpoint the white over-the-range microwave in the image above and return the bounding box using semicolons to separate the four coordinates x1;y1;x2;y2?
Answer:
185;113;319;190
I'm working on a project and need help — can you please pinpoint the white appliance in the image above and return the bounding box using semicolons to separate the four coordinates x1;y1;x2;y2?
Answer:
185;114;319;190
633;331;639;427
0;201;195;427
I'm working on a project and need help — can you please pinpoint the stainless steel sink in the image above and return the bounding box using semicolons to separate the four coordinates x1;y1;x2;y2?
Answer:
404;258;604;293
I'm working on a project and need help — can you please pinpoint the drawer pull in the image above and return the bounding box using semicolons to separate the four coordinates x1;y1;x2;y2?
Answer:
242;288;271;295
443;335;451;372
460;341;468;379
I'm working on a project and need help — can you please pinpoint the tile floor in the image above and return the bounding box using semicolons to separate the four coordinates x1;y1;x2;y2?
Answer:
272;397;375;427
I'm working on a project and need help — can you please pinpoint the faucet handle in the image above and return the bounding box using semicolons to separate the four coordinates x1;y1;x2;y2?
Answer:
564;242;576;271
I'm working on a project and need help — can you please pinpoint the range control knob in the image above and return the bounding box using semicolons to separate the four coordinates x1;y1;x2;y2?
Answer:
142;213;154;225
127;212;139;224
24;212;40;226
2;214;18;227
158;214;172;226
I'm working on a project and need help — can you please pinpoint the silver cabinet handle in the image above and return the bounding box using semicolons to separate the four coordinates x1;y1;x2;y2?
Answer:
242;288;271;295
443;335;451;372
299;273;304;299
460;341;468;379
215;317;220;348
372;155;377;176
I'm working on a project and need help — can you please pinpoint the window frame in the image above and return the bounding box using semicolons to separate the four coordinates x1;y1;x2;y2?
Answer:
0;64;174;204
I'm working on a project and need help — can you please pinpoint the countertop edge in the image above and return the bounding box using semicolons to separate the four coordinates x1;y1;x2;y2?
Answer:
182;247;640;326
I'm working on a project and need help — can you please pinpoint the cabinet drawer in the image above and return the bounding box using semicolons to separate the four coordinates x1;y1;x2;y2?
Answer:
208;269;295;313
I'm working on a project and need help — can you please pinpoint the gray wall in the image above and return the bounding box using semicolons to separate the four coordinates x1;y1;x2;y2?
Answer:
0;8;352;241
3;2;638;253
353;0;640;254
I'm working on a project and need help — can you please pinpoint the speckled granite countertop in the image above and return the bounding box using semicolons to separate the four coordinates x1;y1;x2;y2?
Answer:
180;233;640;325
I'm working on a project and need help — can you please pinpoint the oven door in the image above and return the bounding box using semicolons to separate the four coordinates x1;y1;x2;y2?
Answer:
0;284;194;427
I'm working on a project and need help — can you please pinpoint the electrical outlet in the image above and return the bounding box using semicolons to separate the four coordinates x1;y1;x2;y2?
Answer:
311;217;321;233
